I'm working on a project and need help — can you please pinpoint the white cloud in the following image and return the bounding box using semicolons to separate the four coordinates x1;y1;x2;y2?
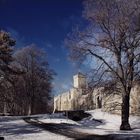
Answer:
53;77;73;95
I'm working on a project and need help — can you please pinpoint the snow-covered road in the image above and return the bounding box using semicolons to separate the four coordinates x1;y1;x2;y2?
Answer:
1;110;140;140
0;116;72;140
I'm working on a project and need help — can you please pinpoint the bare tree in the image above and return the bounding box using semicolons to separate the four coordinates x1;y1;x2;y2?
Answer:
0;31;55;115
66;0;140;130
13;45;55;115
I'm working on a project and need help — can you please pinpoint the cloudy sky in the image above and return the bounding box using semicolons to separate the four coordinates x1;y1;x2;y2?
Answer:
0;0;87;95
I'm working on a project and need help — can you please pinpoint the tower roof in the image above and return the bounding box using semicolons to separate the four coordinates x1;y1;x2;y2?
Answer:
76;72;85;77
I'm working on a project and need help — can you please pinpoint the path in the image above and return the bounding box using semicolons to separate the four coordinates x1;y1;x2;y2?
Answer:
24;118;140;140
0;116;72;140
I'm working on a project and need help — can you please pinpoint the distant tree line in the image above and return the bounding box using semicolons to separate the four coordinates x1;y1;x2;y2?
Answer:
0;30;55;115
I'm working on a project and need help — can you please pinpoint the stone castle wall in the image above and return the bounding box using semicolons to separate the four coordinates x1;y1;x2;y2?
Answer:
54;88;91;111
54;73;140;115
94;85;140;115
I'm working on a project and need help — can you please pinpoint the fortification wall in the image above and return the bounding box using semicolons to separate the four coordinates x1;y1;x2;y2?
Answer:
100;85;140;115
54;74;140;115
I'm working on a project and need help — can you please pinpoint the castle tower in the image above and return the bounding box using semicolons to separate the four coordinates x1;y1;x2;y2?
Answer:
73;72;87;89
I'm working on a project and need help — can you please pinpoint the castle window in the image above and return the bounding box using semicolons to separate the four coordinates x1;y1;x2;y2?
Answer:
97;96;102;108
69;92;71;99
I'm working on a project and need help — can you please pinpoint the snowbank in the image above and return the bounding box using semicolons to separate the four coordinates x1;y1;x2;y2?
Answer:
38;113;79;125
73;109;140;136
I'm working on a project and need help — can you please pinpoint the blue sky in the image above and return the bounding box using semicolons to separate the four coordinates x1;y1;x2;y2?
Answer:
0;0;86;95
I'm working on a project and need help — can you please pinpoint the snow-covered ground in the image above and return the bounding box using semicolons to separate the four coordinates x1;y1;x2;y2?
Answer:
38;112;79;125
38;109;140;139
0;115;72;140
74;109;140;135
38;109;140;135
0;110;140;140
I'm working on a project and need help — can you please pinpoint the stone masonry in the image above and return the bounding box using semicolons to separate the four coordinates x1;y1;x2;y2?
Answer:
54;73;140;115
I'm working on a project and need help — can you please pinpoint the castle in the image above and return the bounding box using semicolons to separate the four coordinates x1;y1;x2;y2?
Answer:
54;73;140;115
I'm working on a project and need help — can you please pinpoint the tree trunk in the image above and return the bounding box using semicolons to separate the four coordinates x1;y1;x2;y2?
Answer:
3;102;7;115
120;92;131;130
31;97;35;115
28;104;31;116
